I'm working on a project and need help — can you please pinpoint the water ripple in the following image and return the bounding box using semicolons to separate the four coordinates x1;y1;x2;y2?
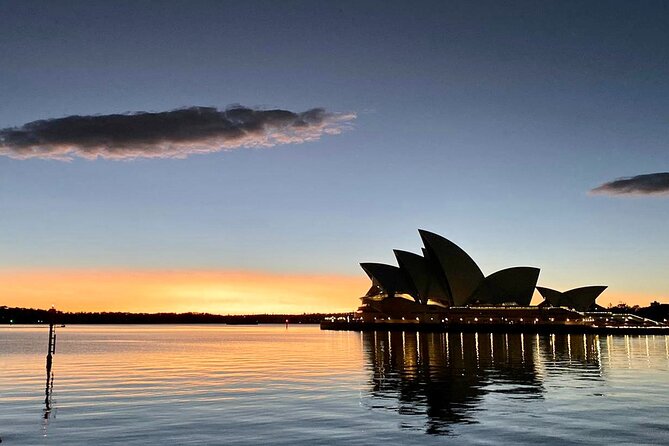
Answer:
1;326;668;445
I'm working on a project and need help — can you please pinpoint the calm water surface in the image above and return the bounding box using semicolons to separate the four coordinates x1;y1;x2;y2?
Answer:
1;325;668;445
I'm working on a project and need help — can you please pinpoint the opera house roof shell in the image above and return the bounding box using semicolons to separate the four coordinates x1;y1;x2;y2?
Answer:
360;230;604;312
536;286;607;312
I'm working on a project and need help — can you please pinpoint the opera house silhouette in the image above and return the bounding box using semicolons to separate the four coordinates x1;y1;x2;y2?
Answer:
322;230;668;333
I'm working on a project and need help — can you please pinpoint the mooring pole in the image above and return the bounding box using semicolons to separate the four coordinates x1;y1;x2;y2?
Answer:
45;307;57;411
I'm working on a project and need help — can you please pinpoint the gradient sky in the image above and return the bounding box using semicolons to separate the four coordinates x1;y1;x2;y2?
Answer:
1;0;668;312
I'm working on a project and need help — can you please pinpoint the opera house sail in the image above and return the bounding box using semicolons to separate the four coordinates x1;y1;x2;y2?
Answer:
361;230;540;310
321;229;668;334
536;286;608;312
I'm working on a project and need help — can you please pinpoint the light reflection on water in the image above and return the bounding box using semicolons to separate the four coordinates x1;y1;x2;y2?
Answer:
1;325;668;445
364;331;545;435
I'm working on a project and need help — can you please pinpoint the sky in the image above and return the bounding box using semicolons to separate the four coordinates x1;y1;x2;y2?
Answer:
1;0;667;313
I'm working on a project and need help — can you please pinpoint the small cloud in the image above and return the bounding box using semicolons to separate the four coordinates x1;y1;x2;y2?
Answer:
0;105;356;161
590;172;669;196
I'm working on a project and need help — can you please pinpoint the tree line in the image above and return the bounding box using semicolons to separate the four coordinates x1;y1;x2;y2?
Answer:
0;306;351;325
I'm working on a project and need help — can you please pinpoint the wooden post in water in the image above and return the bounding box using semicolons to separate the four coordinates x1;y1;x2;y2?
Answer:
45;307;57;411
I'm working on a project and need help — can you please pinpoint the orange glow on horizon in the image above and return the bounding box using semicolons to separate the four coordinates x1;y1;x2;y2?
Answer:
0;269;369;314
588;290;664;309
0;269;661;315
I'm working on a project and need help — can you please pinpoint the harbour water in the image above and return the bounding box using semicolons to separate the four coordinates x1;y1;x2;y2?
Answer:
1;325;668;445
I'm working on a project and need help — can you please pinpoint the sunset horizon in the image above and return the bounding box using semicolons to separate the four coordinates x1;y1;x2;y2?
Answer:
0;263;663;315
2;2;668;444
2;2;668;319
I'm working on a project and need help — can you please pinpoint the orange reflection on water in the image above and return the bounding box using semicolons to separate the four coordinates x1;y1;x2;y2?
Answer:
2;325;668;443
1;325;367;408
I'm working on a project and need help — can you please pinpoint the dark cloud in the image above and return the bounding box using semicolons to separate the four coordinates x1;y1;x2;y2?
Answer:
590;172;669;196
0;106;356;160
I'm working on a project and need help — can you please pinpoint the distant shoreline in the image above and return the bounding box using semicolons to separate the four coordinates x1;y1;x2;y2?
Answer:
0;306;350;325
2;303;667;325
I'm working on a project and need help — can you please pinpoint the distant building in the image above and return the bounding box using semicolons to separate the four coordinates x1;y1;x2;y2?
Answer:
322;230;667;332
536;286;607;312
355;229;618;325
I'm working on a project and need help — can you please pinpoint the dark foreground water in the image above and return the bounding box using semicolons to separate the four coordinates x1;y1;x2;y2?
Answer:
1;325;668;445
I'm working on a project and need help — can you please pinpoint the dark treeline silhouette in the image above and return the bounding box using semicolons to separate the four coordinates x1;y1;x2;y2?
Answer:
607;301;669;322
2;302;667;325
0;306;351;325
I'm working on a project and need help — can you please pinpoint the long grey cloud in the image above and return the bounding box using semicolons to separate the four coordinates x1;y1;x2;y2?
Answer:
591;172;669;196
0;106;356;160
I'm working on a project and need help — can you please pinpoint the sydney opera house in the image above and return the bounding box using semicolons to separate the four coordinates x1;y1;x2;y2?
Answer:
322;230;667;333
